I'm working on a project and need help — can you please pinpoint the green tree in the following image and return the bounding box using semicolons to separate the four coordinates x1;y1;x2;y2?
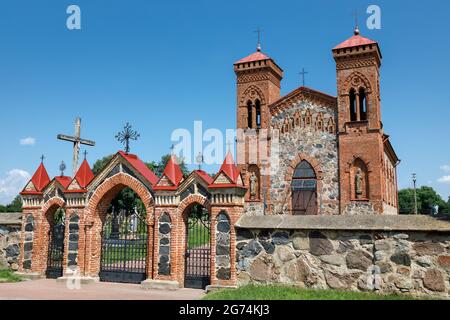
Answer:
0;196;23;213
399;186;448;215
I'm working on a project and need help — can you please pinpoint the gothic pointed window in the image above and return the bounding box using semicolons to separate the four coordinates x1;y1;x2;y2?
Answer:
359;88;367;121
291;161;318;215
255;99;261;129
247;101;253;129
349;89;357;121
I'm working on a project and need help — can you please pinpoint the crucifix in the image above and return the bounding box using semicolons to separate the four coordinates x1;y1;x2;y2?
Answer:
299;68;308;87
254;26;263;51
57;117;96;177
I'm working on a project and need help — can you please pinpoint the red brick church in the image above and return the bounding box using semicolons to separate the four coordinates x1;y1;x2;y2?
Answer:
18;27;399;289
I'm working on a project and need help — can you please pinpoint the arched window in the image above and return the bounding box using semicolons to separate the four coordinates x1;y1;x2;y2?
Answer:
247;101;253;129
359;88;367;121
349;89;357;121
255;99;261;128
291;161;318;215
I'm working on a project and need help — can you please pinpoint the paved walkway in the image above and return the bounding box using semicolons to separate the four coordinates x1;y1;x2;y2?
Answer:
0;279;204;300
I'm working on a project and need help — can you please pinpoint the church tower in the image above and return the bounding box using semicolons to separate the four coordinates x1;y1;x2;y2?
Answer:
234;43;283;205
333;28;399;215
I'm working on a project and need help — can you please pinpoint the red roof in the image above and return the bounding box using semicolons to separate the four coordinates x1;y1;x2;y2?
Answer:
74;159;94;188
55;176;72;189
235;50;270;64
161;155;184;186
215;151;240;184
195;170;213;185
333;34;377;50
119;151;159;186
30;163;51;192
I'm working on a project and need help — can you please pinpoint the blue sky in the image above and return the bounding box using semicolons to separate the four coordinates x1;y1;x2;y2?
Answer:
0;0;449;204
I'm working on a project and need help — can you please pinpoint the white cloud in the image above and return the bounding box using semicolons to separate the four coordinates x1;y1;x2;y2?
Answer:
440;165;450;173
0;169;31;205
19;137;36;146
437;175;450;184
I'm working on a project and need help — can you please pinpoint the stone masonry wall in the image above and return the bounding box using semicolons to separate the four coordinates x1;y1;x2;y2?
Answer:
0;223;21;271
236;228;450;298
269;101;339;215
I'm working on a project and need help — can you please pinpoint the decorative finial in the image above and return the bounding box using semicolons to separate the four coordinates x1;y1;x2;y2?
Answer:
83;150;88;160
226;140;233;152
59;161;66;176
170;144;175;156
115;122;140;154
353;10;360;35
196;152;204;171
254;27;263;52
40;155;45;163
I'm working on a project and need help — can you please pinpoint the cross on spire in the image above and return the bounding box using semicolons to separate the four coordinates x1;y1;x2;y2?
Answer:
57;117;96;177
254;26;263;52
226;140;233;152
115;123;140;154
40;155;45;163
299;68;309;87
170;144;175;155
83;150;88;160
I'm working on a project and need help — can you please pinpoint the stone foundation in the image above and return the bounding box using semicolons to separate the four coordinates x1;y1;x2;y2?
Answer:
235;215;450;298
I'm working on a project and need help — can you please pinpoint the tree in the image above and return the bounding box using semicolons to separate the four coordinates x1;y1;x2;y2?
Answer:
399;186;448;215
0;196;23;213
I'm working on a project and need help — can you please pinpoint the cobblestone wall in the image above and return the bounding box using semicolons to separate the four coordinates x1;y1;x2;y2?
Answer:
236;228;450;298
0;215;22;271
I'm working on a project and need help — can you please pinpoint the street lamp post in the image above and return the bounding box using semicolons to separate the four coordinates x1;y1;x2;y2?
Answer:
412;173;418;215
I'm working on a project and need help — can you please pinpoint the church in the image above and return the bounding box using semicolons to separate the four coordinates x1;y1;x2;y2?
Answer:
17;27;399;290
236;26;399;217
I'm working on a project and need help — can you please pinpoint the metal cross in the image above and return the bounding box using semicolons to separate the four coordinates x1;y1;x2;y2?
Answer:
115;123;140;154
226;140;233;152
196;152;204;170
170;144;175;155
83;150;88;160
40;155;45;163
299;68;308;87
57;117;96;177
59;161;66;177
254;26;263;51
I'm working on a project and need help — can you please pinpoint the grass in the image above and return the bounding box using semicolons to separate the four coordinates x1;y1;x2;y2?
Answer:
0;269;23;283
188;223;210;248
203;284;422;300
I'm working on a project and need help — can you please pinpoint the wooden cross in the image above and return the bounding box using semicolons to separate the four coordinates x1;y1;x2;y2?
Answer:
299;68;308;87
57;117;95;177
254;26;263;51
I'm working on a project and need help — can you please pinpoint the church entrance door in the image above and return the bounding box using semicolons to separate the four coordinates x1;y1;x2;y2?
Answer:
46;213;65;279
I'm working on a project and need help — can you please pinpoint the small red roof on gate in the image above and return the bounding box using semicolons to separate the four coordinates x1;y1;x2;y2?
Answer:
74;159;94;188
21;163;51;195
209;151;245;189
119;151;159;186
161;155;184;186
55;176;72;189
195;170;213;185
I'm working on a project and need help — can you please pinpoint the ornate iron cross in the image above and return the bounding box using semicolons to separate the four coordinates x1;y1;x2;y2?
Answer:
115;123;140;154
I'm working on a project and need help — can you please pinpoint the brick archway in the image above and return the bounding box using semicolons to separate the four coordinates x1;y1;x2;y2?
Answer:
284;153;323;215
176;194;212;287
83;172;154;279
36;197;66;275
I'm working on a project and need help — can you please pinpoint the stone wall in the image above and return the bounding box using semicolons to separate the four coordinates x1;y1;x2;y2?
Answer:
0;213;22;271
269;101;339;215
235;215;450;298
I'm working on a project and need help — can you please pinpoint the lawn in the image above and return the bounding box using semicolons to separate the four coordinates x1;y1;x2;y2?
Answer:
203;284;421;300
0;269;23;283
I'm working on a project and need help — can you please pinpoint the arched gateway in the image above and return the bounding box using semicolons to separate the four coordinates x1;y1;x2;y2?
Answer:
19;151;245;289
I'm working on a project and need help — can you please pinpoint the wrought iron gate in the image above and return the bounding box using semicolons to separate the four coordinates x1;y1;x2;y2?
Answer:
184;208;211;289
99;211;148;284
46;222;65;279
